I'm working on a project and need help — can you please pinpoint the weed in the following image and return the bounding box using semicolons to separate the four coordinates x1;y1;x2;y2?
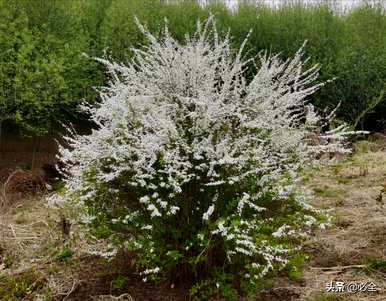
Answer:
47;265;59;275
313;186;346;199
111;275;128;290
307;294;347;301
331;164;343;176
3;255;13;268
189;276;237;301
286;254;307;282
55;246;73;262
364;256;386;273
0;270;46;300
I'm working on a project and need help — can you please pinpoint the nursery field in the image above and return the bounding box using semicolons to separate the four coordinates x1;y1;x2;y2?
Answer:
1;139;386;301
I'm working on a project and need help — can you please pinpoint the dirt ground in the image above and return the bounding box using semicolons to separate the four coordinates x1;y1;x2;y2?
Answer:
252;141;386;301
1;139;386;300
294;142;386;301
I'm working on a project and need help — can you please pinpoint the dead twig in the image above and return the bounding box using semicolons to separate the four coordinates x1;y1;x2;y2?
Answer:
92;293;135;301
9;224;24;251
62;279;79;301
310;264;368;271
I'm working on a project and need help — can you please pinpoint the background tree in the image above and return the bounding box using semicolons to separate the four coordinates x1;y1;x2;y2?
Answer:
0;4;30;150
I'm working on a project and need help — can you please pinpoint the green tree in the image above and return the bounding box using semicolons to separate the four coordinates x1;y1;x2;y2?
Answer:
0;4;30;149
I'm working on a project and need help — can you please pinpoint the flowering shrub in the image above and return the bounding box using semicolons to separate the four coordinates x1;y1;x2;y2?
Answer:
51;16;355;298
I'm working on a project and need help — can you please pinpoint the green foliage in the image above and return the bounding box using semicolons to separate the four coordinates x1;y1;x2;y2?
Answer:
285;254;307;281
0;0;385;134
364;256;386;273
189;271;238;301
55;246;73;262
111;275;128;290
236;3;386;130
92;224;114;239
0;2;27;139
307;294;347;301
0;0;104;136
3;255;13;269
313;186;346;199
0;270;46;300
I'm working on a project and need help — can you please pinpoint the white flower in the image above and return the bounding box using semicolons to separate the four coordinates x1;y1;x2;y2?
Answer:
140;196;150;204
51;15;359;283
169;206;180;215
202;205;215;221
147;204;161;218
140;267;160;275
272;225;291;238
197;233;205;241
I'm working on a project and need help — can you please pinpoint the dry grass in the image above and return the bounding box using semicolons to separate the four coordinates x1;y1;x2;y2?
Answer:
0;194;59;264
298;147;386;301
91;294;135;300
0;190;134;300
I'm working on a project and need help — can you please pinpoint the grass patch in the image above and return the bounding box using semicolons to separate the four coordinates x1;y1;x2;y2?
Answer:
111;275;129;290
335;176;351;185
55;246;73;263
0;270;49;300
2;255;13;269
313;186;346;199
307;294;348;301
284;254;308;282
363;256;386;273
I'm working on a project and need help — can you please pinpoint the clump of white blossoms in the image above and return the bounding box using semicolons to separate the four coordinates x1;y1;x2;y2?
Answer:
52;16;355;294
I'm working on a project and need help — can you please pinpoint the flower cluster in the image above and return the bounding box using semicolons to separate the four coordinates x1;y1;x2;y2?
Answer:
51;16;354;295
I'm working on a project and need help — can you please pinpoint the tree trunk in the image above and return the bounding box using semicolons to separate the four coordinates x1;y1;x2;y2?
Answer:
0;120;2;153
31;136;41;171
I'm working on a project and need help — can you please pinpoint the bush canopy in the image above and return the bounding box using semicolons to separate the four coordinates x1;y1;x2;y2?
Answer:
51;16;356;299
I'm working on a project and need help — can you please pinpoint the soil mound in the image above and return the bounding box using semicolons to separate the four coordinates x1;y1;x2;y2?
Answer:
4;169;45;194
